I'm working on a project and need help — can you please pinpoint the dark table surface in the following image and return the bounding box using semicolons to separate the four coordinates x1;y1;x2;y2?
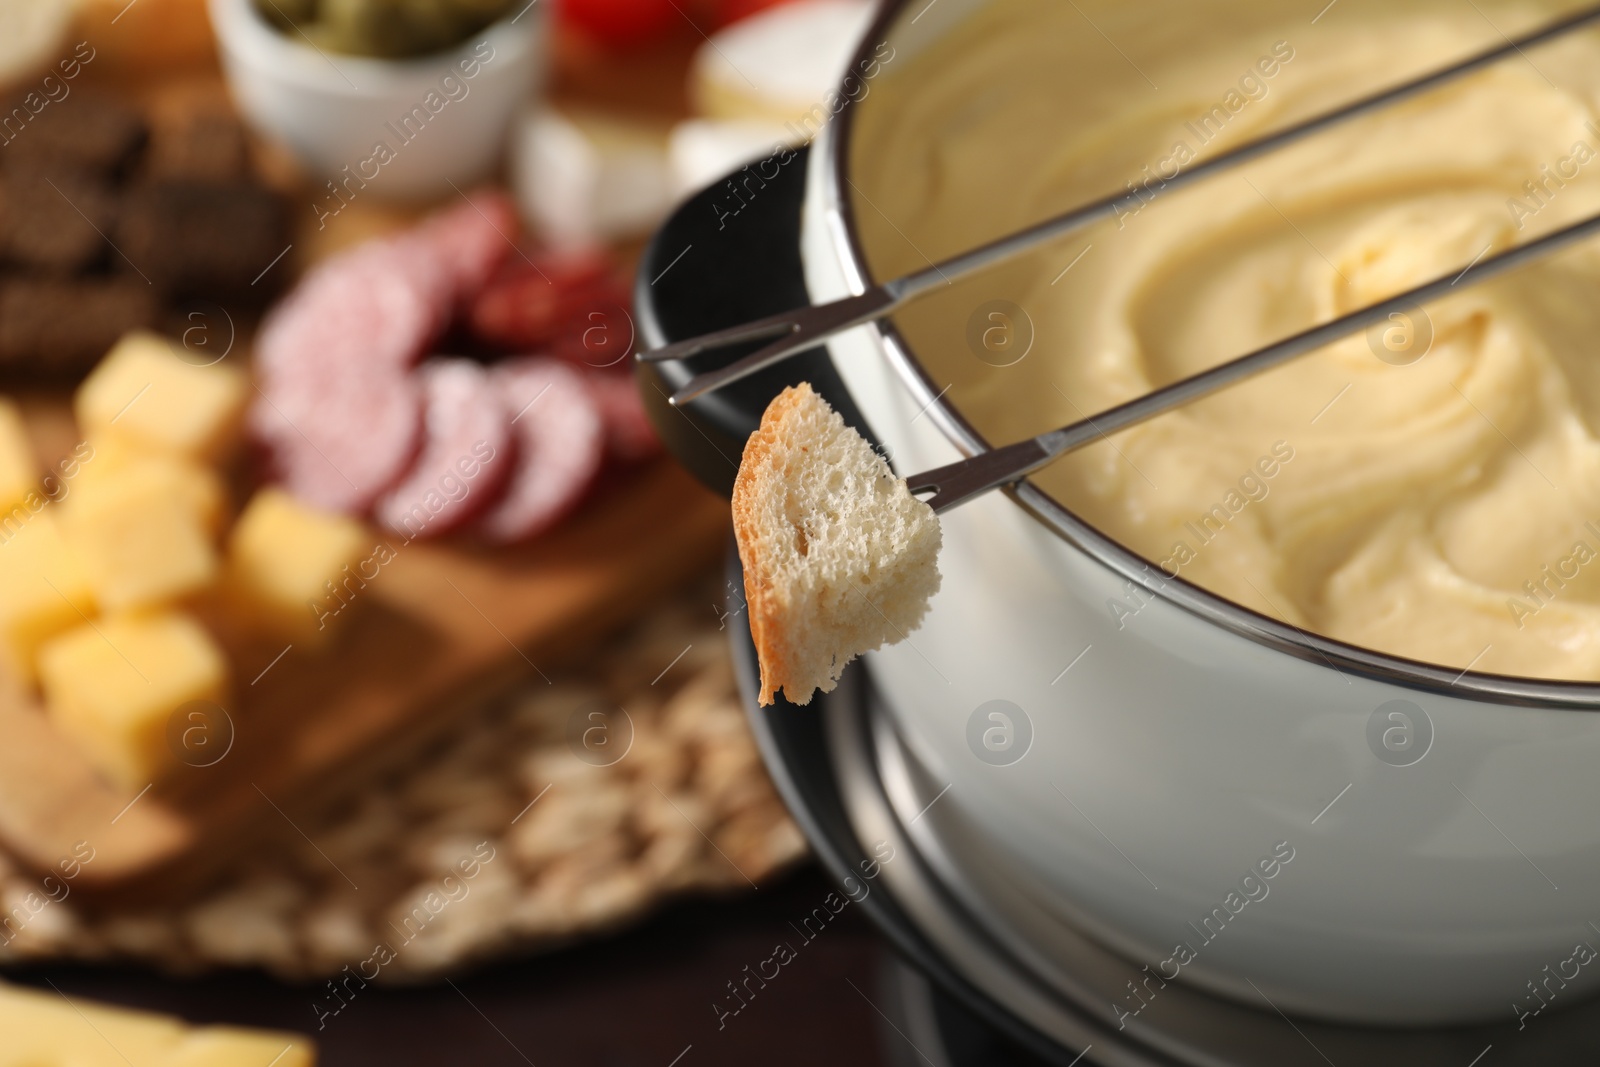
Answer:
11;866;895;1067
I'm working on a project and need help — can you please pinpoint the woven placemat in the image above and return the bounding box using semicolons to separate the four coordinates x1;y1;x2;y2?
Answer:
0;579;807;981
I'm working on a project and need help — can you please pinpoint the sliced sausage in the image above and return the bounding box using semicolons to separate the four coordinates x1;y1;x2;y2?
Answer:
250;232;456;513
475;358;605;544
255;236;451;382
586;370;661;463
419;188;520;300
466;249;615;351
374;359;515;540
250;360;423;515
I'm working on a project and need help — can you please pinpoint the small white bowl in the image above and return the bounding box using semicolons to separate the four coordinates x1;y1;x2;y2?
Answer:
208;0;544;201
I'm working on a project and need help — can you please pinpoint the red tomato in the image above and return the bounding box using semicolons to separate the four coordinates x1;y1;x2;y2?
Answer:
557;0;680;49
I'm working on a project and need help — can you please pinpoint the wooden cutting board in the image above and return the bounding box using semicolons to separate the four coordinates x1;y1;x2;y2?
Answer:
0;19;734;903
0;455;728;901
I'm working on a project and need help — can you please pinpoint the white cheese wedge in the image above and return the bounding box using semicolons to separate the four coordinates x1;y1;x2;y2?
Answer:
667;118;799;200
511;106;676;248
688;0;874;129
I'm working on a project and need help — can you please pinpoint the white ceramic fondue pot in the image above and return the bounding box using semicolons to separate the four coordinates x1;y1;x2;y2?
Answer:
788;0;1600;1028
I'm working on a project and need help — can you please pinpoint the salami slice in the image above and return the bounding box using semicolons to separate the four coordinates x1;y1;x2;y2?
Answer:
249;198;547;522
419;189;520;299
466;250;614;351
549;284;635;370
374;359;515;540
585;370;661;463
255;236;452;383
251;361;424;515
250;229;458;513
475;358;604;544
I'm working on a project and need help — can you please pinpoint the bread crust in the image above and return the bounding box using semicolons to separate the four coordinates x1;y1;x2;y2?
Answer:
731;384;809;706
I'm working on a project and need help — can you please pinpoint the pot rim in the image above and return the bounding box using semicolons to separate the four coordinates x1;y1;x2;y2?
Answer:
824;0;1600;711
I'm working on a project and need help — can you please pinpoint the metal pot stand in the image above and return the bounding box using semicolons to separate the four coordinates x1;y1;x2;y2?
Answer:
636;149;1600;1067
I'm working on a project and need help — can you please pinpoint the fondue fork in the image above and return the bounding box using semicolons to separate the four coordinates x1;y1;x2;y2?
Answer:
906;207;1600;513
639;2;1600;409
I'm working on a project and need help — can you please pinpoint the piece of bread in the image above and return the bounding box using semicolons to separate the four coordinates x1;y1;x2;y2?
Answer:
732;382;941;706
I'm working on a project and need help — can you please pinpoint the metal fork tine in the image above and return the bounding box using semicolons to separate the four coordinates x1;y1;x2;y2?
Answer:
905;440;1051;514
667;333;812;405
913;203;1600;515
636;309;799;363
667;288;898;405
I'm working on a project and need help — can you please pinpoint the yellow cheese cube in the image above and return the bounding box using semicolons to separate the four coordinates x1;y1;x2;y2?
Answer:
0;981;316;1066
61;458;220;612
38;611;228;789
75;330;248;462
0;512;95;685
72;435;228;534
168;1030;317;1067
227;488;369;643
0;981;186;1064
0;398;37;515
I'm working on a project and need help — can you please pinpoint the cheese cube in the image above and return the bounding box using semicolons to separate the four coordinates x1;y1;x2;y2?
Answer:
226;488;368;643
61;457;220;611
0;981;316;1066
73;435;227;533
0;398;37;516
0;512;95;685
0;981;185;1063
167;1030;317;1067
38;611;228;789
75;330;248;462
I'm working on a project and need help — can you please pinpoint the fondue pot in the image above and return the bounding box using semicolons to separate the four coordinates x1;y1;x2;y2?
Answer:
636;1;1600;1061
